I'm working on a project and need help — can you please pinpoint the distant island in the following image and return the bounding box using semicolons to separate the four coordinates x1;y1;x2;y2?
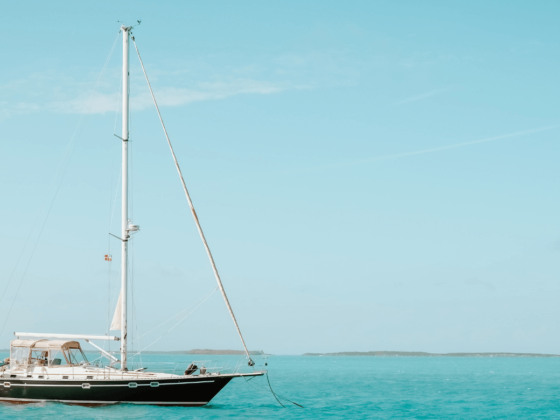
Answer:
142;349;266;356
303;351;560;358
67;349;560;358
187;349;266;356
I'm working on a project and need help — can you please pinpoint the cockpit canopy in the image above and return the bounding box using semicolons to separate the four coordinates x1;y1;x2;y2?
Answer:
10;339;88;368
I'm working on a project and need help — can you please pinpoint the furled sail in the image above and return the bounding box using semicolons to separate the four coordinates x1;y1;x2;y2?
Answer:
110;291;122;330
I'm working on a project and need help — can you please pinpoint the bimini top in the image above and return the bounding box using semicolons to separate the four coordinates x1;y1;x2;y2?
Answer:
10;339;81;350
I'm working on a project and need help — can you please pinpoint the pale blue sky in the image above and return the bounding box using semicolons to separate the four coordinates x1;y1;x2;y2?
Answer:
0;1;559;355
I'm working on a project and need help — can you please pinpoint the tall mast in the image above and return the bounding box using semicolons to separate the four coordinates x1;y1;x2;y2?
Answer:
120;25;130;371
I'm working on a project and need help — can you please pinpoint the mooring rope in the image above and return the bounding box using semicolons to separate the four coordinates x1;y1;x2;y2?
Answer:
243;373;304;409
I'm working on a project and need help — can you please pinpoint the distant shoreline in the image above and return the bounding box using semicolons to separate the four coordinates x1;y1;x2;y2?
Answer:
141;349;266;356
303;351;560;358
0;348;555;357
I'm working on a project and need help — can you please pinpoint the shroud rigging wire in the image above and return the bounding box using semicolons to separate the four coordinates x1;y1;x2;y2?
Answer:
130;286;219;345
0;31;121;338
107;73;123;352
130;287;219;357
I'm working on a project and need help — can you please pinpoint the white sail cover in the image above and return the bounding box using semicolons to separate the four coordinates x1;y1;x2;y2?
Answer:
110;291;122;331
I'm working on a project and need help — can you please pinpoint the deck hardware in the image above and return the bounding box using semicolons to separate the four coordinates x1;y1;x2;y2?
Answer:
184;363;198;375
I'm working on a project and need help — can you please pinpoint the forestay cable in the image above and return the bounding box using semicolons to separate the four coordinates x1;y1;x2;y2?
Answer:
132;36;255;366
0;31;121;338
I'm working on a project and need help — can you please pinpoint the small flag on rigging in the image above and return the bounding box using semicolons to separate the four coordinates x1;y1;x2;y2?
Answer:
104;254;112;261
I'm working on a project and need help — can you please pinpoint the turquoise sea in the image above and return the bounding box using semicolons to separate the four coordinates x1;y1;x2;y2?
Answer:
0;353;559;419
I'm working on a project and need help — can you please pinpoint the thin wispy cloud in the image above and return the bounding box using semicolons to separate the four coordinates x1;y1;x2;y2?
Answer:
285;125;560;175
207;125;560;189
464;279;495;291
393;87;451;105
51;79;284;114
0;46;364;119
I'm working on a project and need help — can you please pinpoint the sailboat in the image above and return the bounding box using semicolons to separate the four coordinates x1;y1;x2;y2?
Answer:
0;25;264;406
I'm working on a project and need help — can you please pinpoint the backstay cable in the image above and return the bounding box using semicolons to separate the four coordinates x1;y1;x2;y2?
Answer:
0;31;121;338
132;36;254;366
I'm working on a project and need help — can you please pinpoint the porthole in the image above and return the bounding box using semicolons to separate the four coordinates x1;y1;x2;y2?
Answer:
3;382;10;388
150;382;159;388
128;382;137;388
82;383;91;389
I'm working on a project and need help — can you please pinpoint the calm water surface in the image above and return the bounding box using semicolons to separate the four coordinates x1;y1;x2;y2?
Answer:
0;353;559;419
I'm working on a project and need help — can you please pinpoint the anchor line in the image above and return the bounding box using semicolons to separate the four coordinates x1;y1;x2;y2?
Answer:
243;373;304;409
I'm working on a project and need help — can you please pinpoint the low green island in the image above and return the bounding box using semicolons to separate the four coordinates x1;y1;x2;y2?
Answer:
84;349;560;357
302;351;560;358
142;349;266;356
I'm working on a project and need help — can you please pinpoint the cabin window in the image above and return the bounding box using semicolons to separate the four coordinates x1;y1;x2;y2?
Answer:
10;347;31;368
48;350;68;366
66;349;88;366
48;349;88;367
30;350;49;366
10;341;89;368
